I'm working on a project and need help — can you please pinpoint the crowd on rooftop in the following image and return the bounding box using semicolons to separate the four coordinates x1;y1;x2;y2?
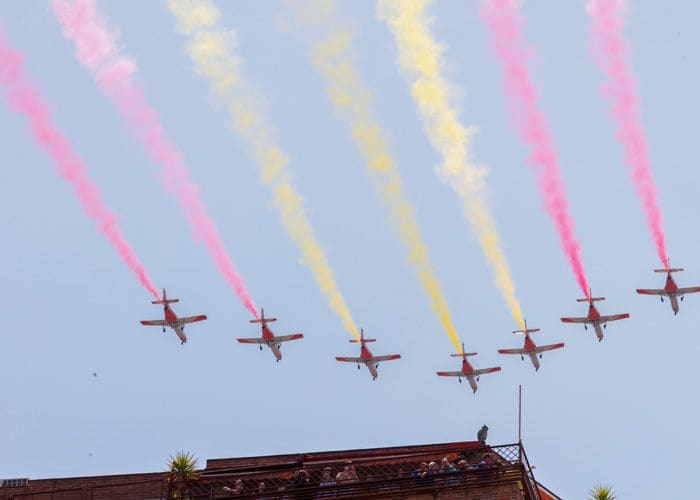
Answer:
216;450;504;498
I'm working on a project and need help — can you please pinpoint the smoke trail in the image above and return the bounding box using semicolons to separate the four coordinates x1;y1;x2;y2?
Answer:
378;0;525;330
480;0;590;297
286;0;462;351
49;0;258;317
167;0;360;340
0;32;159;299
587;0;669;269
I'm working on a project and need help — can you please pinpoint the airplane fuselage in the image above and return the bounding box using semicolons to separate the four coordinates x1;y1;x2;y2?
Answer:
360;344;379;380
367;362;378;380
663;276;681;314
262;324;283;361
465;375;478;393
164;306;187;344
528;352;540;371
459;360;479;393
586;304;606;341
523;335;541;371
593;323;605;341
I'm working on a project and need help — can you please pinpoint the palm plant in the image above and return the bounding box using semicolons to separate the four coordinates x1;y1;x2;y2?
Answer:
589;484;617;500
166;451;199;499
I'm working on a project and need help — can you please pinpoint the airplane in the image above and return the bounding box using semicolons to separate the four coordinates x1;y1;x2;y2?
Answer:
436;343;501;393
335;329;401;380
636;267;700;315
560;289;630;342
140;289;207;344
497;321;564;371
237;308;303;362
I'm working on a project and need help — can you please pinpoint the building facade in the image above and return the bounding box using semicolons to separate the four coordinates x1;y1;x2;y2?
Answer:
0;440;559;499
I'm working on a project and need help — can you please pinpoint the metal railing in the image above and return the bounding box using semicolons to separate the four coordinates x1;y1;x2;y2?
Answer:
0;443;541;500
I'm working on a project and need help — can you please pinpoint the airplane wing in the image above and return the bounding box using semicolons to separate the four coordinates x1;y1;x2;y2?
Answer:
335;356;364;363
369;354;401;363
273;333;304;343
598;313;630;322
560;316;588;324
472;367;501;376
677;286;700;295
175;315;207;325
140;320;166;326
497;348;527;355
237;337;266;344
636;288;666;296
535;343;565;353
436;371;464;377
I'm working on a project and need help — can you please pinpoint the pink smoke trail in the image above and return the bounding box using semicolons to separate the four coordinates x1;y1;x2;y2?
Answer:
0;31;160;299
49;0;259;317
480;0;590;297
587;0;669;270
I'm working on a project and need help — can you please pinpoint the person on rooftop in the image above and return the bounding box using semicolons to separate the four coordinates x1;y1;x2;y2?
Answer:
319;467;336;487
439;458;457;474
437;457;459;487
292;466;311;500
222;478;244;495
411;462;431;488
314;467;337;499
335;460;358;484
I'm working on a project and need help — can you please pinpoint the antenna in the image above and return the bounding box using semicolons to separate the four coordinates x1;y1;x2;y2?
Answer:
518;384;522;444
518;384;523;463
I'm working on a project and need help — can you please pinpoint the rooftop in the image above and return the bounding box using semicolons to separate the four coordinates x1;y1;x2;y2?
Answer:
0;440;558;499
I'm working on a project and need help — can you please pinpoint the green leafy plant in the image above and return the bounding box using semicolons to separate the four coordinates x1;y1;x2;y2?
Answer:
589;484;617;500
166;451;199;499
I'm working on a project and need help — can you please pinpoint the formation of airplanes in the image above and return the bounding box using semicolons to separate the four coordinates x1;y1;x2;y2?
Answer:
138;266;700;391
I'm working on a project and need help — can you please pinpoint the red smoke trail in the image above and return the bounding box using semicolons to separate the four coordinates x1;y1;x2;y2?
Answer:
480;0;590;297
50;0;259;317
587;0;669;270
0;32;160;299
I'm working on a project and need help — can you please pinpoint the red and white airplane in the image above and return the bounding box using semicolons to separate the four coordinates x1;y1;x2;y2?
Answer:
637;267;700;315
140;289;207;344
335;329;401;380
560;290;630;342
497;321;564;371
436;343;501;393
237;308;303;362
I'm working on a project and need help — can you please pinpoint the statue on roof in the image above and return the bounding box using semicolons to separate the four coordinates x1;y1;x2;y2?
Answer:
477;425;488;444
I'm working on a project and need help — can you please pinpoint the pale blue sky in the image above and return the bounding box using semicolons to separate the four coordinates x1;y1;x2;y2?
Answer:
1;1;698;498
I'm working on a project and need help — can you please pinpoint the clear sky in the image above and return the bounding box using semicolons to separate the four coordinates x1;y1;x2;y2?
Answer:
1;1;698;497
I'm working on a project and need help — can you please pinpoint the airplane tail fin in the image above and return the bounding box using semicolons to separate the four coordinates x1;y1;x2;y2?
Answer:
513;328;540;335
151;298;179;305
577;297;605;302
655;268;683;273
249;317;277;324
249;308;277;324
152;289;179;305
152;298;179;305
349;328;374;343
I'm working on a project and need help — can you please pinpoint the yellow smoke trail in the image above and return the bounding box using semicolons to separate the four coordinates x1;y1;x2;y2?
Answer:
286;0;462;351
378;0;525;330
168;0;360;340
